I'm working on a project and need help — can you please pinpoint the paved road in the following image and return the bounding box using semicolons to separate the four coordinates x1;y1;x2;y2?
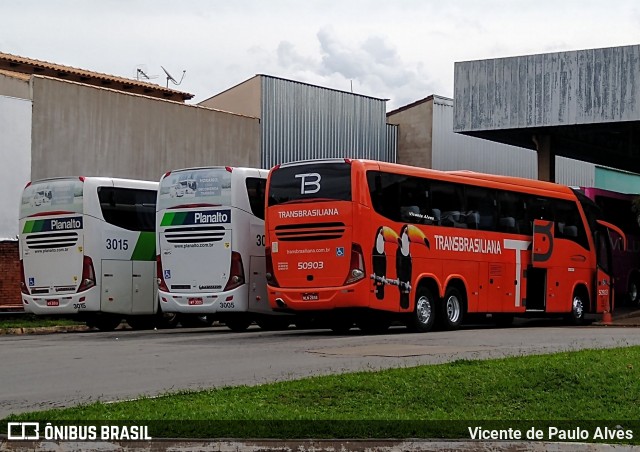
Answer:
1;321;640;418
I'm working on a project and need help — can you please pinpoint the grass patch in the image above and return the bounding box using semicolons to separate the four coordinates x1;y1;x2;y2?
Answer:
4;347;640;440
0;314;84;329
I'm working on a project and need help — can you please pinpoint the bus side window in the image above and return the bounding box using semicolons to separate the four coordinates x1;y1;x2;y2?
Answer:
465;186;496;231
553;199;589;250
246;177;266;220
497;191;526;234
431;181;463;228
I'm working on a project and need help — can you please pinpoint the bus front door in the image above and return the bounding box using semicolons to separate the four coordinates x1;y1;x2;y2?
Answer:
594;225;614;313
527;219;556;311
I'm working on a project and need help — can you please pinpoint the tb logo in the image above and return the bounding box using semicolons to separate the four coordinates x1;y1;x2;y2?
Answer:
295;173;321;194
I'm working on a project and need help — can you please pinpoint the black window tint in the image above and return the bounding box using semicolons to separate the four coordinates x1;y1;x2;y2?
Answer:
465;186;497;231
553;199;589;250
246;177;266;220
431;181;464;228
268;163;351;206
367;171;432;224
594;196;640;234
497;191;527;234
97;187;156;232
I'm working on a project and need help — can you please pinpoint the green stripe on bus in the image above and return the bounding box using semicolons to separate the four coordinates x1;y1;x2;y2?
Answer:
160;212;188;226
23;220;44;233
131;232;156;261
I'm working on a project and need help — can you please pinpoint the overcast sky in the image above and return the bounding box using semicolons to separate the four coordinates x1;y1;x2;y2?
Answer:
2;1;640;109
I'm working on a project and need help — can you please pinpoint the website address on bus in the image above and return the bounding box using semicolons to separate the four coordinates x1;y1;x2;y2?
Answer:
287;247;330;254
34;248;69;254
173;243;215;249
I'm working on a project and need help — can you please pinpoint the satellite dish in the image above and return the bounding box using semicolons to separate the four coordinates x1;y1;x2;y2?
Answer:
161;65;186;87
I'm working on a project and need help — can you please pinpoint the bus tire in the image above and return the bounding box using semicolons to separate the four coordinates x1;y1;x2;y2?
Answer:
90;314;122;332
565;291;586;325
225;315;252;332
628;274;640;306
408;286;436;333
438;286;465;330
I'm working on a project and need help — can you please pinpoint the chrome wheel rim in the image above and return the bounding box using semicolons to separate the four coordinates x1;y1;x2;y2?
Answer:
572;296;584;319
446;295;461;323
416;295;432;325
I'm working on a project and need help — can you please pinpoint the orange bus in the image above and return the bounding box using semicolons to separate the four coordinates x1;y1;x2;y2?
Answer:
264;159;624;333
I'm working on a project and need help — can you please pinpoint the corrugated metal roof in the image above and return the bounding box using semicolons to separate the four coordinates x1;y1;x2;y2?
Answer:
0;51;194;101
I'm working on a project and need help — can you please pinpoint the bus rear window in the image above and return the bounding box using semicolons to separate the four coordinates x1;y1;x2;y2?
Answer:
268;163;352;206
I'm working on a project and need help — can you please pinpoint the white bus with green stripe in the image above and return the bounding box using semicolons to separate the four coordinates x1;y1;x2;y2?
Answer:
157;166;291;331
19;177;162;331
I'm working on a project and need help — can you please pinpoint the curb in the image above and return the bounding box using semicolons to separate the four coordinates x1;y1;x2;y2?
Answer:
0;325;90;335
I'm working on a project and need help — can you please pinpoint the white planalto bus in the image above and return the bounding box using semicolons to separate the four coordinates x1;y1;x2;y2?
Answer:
156;166;291;331
19;176;167;331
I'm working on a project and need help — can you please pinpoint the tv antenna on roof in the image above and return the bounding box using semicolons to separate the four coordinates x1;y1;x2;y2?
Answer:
134;65;158;81
161;65;186;88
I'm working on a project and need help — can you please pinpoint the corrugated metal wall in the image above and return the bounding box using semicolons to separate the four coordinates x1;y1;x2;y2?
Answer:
261;76;393;168
433;95;596;185
454;45;640;132
432;96;537;177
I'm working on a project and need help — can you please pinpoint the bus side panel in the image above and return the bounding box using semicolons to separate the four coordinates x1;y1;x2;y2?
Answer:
101;260;132;314
132;261;156;314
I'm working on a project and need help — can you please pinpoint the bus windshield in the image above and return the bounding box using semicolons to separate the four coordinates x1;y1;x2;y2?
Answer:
158;168;232;210
268;162;352;206
20;179;83;217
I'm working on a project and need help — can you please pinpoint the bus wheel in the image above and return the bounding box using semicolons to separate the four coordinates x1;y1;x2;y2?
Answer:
156;312;179;329
89;314;122;332
439;287;465;330
225;316;252;332
408;286;436;333
565;293;586;325
255;316;291;331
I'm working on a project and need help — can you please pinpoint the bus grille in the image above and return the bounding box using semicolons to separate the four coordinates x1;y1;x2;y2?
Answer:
274;222;346;241
25;232;79;249
164;225;226;244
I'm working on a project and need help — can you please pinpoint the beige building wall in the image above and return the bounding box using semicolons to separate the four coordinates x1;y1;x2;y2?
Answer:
387;97;434;168
198;76;261;118
31;77;261;181
0;71;30;100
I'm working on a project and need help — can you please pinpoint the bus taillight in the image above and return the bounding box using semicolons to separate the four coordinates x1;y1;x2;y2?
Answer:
156;255;170;292
19;259;30;295
77;256;96;292
224;251;244;291
224;251;245;291
265;246;279;287
344;243;365;285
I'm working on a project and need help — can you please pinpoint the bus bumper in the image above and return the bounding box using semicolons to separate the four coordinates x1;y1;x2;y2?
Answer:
267;282;368;311
22;287;100;315
158;285;249;314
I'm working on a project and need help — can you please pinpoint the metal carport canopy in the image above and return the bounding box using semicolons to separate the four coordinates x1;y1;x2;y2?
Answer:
453;44;640;181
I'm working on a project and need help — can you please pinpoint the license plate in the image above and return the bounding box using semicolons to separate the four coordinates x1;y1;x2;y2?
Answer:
188;298;204;306
46;299;59;307
302;293;319;301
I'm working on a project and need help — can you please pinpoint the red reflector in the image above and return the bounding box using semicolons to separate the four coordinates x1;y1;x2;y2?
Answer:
226;295;234;301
